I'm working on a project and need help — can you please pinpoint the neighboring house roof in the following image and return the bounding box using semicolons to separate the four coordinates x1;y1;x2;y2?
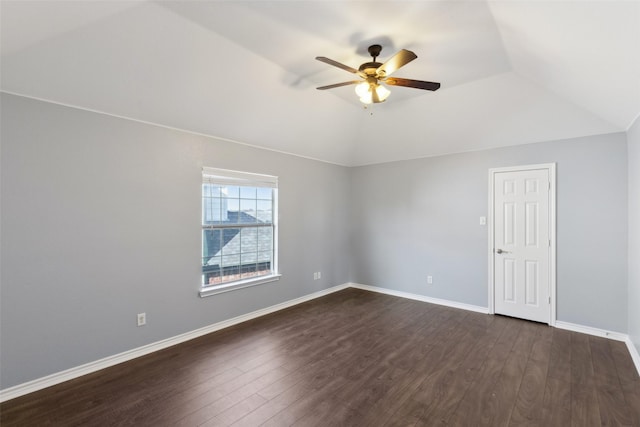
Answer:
203;210;272;271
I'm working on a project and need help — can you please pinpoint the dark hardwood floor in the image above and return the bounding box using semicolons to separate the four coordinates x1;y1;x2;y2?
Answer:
2;288;639;426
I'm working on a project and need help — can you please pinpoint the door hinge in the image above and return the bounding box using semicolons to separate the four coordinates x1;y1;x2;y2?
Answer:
548;296;551;304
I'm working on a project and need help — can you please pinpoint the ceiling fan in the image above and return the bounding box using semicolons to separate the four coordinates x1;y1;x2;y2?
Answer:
316;44;441;104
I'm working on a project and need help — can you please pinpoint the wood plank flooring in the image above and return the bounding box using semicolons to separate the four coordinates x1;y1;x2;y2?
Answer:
2;288;639;426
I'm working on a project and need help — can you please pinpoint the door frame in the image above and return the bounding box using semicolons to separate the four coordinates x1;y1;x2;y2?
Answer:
487;163;557;326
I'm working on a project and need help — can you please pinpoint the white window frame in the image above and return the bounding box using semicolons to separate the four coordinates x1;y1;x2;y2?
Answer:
200;167;280;297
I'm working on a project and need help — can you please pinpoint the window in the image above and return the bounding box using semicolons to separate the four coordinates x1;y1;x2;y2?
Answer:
201;167;279;297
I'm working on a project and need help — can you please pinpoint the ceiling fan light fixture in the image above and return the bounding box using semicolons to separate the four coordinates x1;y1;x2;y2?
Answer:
375;84;391;102
355;82;390;104
355;81;370;98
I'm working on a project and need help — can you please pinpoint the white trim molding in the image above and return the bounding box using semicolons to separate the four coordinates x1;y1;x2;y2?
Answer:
0;283;350;403
555;320;628;342
625;338;640;376
348;283;490;314
555;321;639;375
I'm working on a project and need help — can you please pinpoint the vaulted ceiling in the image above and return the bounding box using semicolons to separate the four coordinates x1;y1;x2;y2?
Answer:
2;1;639;166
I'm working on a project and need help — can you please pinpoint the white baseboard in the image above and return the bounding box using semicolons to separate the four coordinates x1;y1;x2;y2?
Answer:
0;283;350;403
554;320;628;342
625;337;640;377
555;321;640;376
4;282;638;401
348;282;490;314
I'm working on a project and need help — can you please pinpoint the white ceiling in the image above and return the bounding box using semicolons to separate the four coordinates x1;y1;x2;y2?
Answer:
2;1;639;166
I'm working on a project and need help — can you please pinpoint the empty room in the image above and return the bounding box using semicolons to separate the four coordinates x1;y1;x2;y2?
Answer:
1;1;639;425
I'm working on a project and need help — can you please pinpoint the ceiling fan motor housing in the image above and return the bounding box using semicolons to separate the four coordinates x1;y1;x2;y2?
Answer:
359;62;383;75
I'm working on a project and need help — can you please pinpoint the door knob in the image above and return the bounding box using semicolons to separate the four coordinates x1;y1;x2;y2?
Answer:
496;248;510;254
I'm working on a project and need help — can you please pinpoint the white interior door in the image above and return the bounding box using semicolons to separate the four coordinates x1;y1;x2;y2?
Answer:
492;167;553;324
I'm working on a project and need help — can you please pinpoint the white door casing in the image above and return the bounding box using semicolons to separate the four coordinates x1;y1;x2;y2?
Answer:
488;164;556;325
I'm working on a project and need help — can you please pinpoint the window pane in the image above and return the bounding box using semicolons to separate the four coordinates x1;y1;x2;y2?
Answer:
256;255;271;276
222;253;240;267
242;251;258;264
222;186;238;211
241;263;256;275
203;229;223;259
203;256;222;285
226;198;240;214
257;251;272;264
202;197;227;225
203;184;221;198
225;265;241;283
239;199;257;223
257;200;272;222
240;186;257;199
257;228;273;252
240;228;258;252
220;228;241;255
257;187;272;200
203;189;226;224
203;254;221;267
226;186;240;198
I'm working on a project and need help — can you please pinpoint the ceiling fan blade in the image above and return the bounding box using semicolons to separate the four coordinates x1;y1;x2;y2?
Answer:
315;56;360;74
316;81;361;90
376;49;417;77
384;77;441;91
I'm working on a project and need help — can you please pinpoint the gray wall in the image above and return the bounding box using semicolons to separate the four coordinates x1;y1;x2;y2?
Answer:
629;115;640;356
0;94;351;389
1;92;634;391
350;134;628;333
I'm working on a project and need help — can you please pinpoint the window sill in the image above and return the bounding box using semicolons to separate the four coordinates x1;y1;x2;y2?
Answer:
199;274;281;298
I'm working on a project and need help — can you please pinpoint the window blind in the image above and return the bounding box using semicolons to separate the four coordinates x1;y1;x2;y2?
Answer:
202;167;277;188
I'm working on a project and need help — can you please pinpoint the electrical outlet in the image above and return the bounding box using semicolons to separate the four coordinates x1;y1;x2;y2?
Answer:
137;312;146;327
427;276;433;285
317;271;321;280
313;272;322;280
